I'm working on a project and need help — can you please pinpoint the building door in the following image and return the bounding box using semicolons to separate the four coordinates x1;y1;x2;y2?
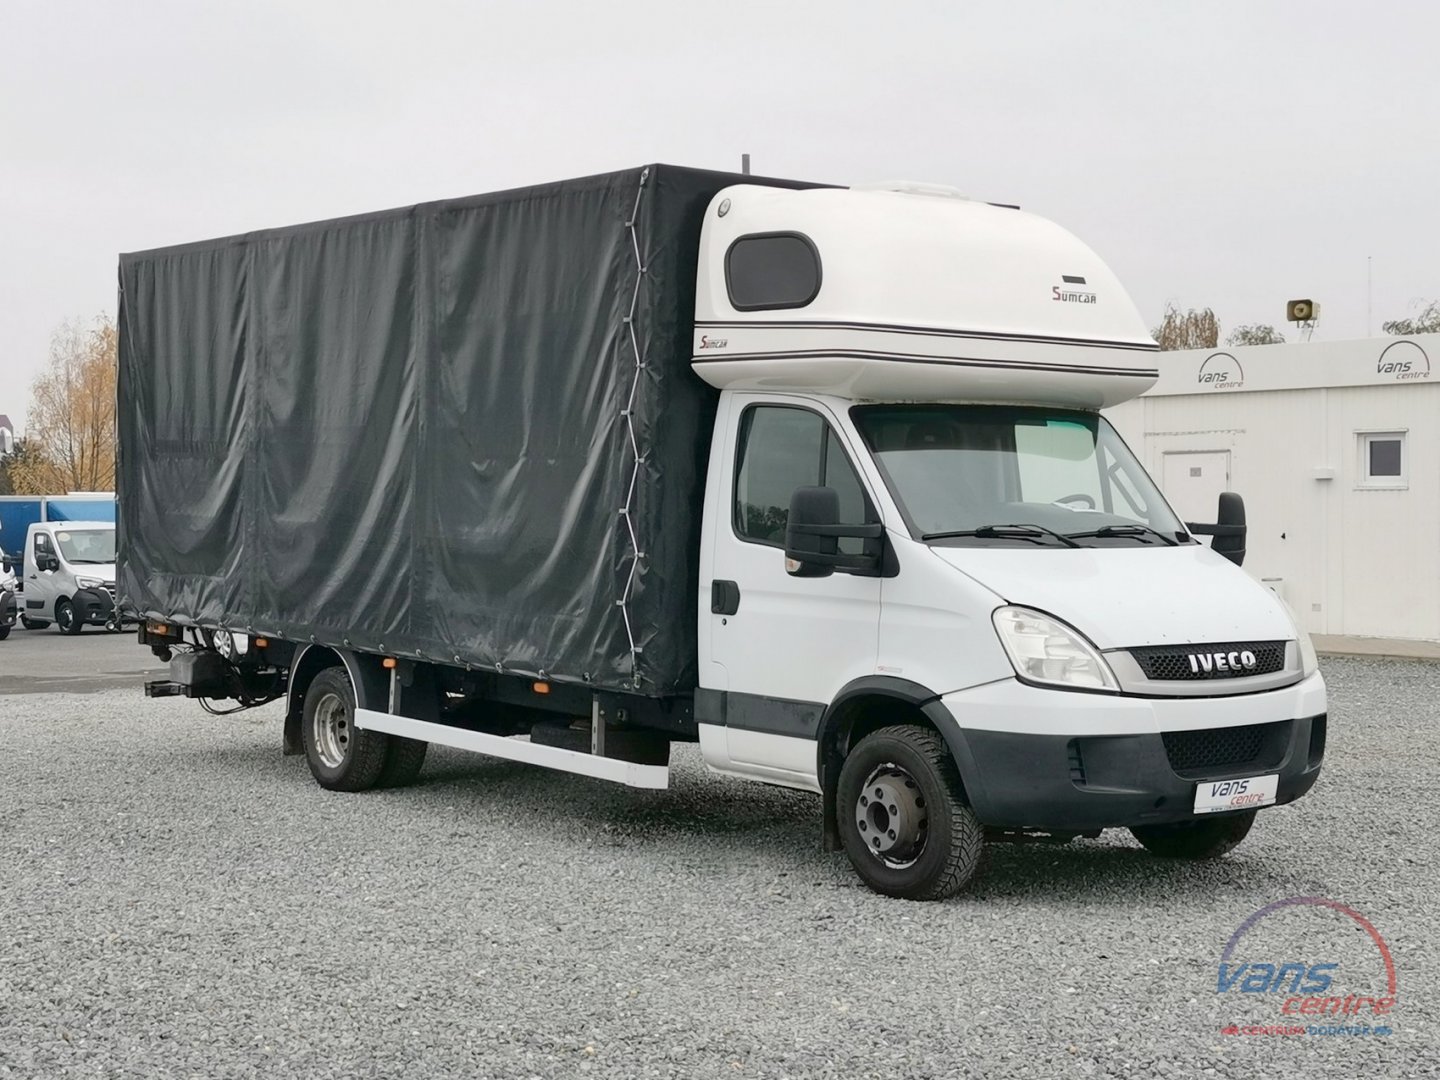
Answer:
1161;450;1231;536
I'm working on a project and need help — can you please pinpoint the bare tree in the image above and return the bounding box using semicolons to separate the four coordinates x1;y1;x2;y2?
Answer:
1225;323;1286;346
0;438;54;495
8;316;117;493
1151;302;1220;351
1382;300;1440;336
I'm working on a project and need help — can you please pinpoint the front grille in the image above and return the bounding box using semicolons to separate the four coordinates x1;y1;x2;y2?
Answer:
1130;640;1286;681
1162;720;1289;774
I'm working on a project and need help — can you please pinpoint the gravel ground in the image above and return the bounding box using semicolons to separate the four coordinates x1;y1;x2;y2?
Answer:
1;655;1435;1079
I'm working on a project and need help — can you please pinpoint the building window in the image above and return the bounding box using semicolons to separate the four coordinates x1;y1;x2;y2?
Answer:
1357;431;1406;489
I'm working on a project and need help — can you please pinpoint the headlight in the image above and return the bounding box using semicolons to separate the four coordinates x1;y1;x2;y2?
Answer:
1275;595;1319;677
992;606;1119;692
76;576;103;589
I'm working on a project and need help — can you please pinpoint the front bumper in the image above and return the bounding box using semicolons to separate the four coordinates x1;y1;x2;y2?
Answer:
72;587;118;626
936;672;1327;830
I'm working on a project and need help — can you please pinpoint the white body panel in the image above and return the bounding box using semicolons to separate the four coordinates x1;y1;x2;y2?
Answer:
926;544;1298;650
696;725;822;793
873;535;1013;695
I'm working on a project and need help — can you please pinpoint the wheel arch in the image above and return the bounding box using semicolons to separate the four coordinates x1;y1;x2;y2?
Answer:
815;676;985;847
283;645;388;756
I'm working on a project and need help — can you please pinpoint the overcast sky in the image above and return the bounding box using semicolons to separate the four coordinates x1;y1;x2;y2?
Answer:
2;0;1436;430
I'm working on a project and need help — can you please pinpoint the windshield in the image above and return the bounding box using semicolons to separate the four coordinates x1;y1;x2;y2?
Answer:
850;405;1186;547
53;529;116;565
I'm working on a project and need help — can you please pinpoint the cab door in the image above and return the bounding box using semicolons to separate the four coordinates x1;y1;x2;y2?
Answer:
27;528;58;619
703;396;882;788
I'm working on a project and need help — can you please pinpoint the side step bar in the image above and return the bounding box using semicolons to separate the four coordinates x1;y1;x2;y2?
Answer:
354;708;670;790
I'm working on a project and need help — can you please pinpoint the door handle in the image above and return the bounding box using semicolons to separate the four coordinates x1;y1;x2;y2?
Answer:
711;579;740;616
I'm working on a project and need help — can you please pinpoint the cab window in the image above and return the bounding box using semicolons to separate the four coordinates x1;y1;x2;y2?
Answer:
734;406;873;553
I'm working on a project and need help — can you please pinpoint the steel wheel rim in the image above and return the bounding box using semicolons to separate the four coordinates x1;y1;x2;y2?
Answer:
855;762;929;869
57;604;73;631
312;691;351;769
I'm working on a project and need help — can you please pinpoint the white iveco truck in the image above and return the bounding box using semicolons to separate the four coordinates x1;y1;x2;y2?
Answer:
124;166;1325;900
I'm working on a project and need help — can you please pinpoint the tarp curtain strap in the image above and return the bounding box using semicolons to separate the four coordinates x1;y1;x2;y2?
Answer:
617;167;651;689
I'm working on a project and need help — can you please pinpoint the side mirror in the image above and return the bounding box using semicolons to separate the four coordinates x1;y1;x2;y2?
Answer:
1186;492;1246;567
784;486;884;577
38;552;60;573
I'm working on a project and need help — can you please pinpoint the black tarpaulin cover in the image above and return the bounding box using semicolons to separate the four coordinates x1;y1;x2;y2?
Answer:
118;165;805;696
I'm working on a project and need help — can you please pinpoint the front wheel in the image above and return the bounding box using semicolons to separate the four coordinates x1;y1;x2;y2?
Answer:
302;667;390;792
837;725;984;900
1131;810;1257;859
0;625;9;641
56;599;83;636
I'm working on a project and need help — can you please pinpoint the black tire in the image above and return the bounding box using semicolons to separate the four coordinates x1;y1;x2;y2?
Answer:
301;666;389;792
377;737;428;788
0;625;9;641
56;599;83;636
1131;810;1257;859
837;725;984;900
20;616;49;631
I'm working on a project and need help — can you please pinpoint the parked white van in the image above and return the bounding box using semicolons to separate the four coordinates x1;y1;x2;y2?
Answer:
21;521;122;633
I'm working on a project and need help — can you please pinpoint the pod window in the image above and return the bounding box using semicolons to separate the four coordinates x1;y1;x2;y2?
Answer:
725;233;822;311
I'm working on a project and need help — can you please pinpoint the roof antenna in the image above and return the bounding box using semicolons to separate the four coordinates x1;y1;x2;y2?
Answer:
741;153;751;176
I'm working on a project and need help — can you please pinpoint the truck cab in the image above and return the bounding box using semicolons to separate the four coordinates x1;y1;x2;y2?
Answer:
22;520;121;633
687;184;1324;897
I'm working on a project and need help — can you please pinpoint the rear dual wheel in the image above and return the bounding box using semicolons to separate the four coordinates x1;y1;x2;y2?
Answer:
837;725;984;901
301;666;427;791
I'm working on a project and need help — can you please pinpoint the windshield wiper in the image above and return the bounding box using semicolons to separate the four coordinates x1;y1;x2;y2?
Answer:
921;524;1081;548
67;558;113;564
1065;524;1179;546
